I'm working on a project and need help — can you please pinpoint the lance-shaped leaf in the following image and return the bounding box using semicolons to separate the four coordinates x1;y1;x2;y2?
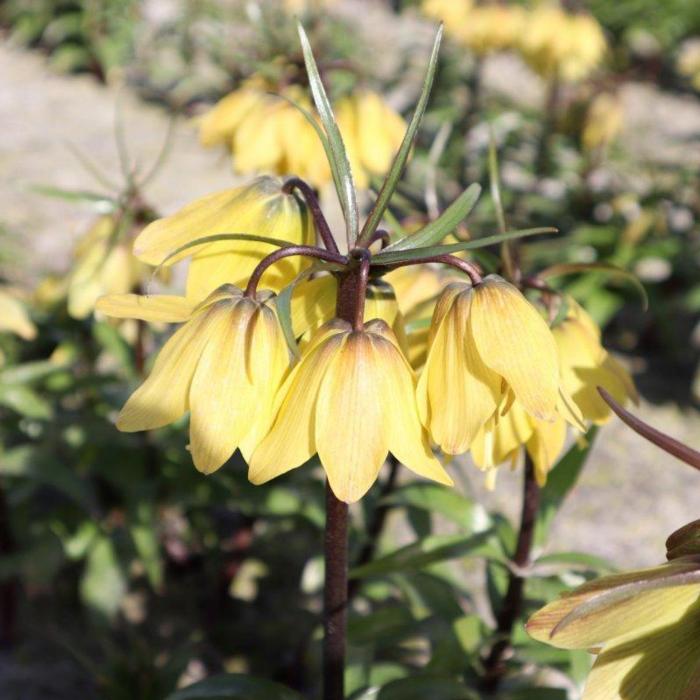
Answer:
372;226;556;266
297;22;358;247
667;520;700;560
539;262;648;310
29;184;116;211
357;25;444;245
383;183;481;253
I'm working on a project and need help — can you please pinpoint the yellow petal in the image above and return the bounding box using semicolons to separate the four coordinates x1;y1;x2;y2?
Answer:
583;599;700;700
471;402;533;470
471;275;559;420
527;564;700;649
315;332;388;503
248;324;347;484
418;288;501;453
290;276;337;337
116;310;212;431
198;88;264;147
368;322;453;487
96;294;196;322
526;416;567;485
188;299;259;474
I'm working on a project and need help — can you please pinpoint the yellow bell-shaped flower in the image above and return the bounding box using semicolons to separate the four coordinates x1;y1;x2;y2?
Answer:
133;176;315;302
527;519;700;699
248;318;452;503
68;216;143;320
97;285;290;474
417;275;561;455
582;92;624;152
552;299;638;424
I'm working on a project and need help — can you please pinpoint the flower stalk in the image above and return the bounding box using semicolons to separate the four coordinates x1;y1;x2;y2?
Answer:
481;454;540;692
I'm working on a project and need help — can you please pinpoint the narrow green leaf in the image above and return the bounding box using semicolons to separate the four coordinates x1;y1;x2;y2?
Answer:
150;233;293;286
0;384;52;419
167;674;304;700
383;483;491;534
350;531;503;579
373;227;556;266
383;183;481;252
358;25;444;245
534;427;598;547
488;132;507;236
539;262;648;310
29;183;116;210
533;551;614;575
375;676;479;700
297;22;358;246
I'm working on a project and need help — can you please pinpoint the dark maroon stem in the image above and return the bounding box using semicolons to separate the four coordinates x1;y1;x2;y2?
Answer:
481;455;540;692
283;178;340;255
599;388;700;470
244;245;346;297
369;229;391;249
323;482;348;700
379;253;483;286
320;256;372;700
0;483;17;648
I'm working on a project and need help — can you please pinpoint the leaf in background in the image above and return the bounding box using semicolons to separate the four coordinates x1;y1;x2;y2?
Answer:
80;535;127;619
532;551;614;576
375;676;479;699
373;227;555;266
383;483;491;533
0;359;66;385
297;22;358;246
130;501;163;590
358;25;443;245
350;531;502;579
383;183;481;252
0;383;53;419
539;262;648;310
534;427;598;547
28;183;116;212
167;674;304;700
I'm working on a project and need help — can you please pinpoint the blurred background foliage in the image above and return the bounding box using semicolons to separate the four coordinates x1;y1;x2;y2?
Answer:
0;0;698;698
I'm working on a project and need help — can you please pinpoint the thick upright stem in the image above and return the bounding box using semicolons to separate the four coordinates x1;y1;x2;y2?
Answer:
323;483;349;700
321;263;366;700
481;455;540;693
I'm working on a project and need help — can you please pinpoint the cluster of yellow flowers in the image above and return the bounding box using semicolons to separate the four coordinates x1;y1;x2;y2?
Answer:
582;92;624;153
423;0;607;81
199;78;406;189
95;176;635;502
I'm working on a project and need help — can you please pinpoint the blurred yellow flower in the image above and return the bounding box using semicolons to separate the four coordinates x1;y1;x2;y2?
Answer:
133;176;315;301
199;81;406;189
519;7;606;82
423;0;524;55
248;318;452;503
97;285;289;474
417;275;563;455
582;92;624;152
527;518;700;699
0;287;37;341
677;40;700;91
68;215;143;320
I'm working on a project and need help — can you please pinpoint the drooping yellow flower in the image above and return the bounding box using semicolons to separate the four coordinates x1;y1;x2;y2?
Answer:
527;519;700;699
0;287;37;341
582;92;624;152
248;318;452;503
552;298;638;424
519;7;606;82
417;275;562;455
67;216;143;320
198;81;406;189
469;297;637;485
97;285;289;474
133;176;315;302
